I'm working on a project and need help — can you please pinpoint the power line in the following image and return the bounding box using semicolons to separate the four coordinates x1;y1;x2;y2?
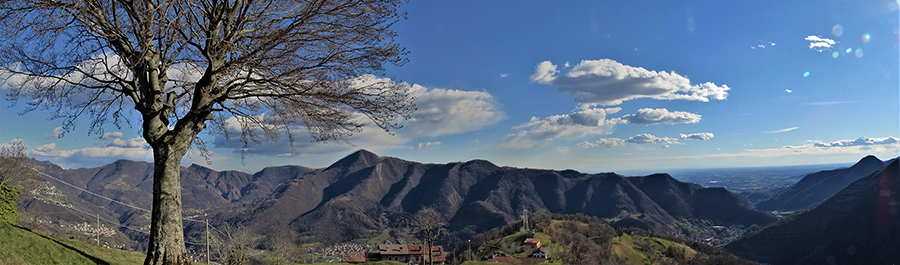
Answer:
31;193;149;234
31;167;208;224
28;166;231;247
31;167;150;212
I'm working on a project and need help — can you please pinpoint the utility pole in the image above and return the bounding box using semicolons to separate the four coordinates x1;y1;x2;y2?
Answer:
467;240;472;261
206;219;210;265
96;214;100;246
522;206;529;232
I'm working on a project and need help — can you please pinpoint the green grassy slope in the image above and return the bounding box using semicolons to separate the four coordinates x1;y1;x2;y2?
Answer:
0;223;145;265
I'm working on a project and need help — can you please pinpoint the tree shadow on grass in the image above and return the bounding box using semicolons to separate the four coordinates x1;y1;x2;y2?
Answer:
21;226;111;265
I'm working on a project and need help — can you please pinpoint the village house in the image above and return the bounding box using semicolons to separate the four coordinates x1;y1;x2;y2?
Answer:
529;247;550;259
369;243;445;265
524;238;540;249
379;243;410;263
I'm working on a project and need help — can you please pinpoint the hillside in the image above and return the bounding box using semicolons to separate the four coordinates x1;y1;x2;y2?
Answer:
725;159;900;265
450;212;757;265
756;155;887;211
0;223;145;265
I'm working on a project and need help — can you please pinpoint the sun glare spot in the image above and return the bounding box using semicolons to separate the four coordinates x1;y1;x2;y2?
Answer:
845;48;853;53
855;48;864;58
803;71;810;77
832;51;839;58
832;25;844;37
862;33;872;43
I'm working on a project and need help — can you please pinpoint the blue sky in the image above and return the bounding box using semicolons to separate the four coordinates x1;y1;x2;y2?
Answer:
2;0;898;173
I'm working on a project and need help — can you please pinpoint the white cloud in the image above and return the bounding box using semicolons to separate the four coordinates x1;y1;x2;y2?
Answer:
764;127;799;133
110;137;147;148
504;107;623;148
211;115;408;156
626;133;681;145
100;131;124;139
210;77;503;156
29;142;153;168
44;127;64;139
577;138;626;148
500;73;508;78
702;136;899;158
412;141;441;150
405;83;505;137
805;35;836;51
680;132;714;140
530;59;729;106
806;136;898;148
785;89;792;93
621;108;701;125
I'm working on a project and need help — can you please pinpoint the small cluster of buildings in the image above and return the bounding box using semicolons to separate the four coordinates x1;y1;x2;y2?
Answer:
485;237;550;265
342;243;445;265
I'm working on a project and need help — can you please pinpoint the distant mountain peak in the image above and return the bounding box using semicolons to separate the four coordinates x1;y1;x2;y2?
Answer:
327;149;383;171
856;155;883;165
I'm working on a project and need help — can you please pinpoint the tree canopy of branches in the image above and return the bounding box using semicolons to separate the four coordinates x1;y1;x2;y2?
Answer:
0;0;413;264
414;207;446;265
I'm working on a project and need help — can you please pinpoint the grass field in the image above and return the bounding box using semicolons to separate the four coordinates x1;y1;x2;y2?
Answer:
611;233;697;265
0;223;145;265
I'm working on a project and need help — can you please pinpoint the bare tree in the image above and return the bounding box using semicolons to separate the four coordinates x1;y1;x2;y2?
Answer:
0;1;412;264
265;228;299;265
0;140;37;226
414;207;446;265
0;139;34;187
213;223;261;265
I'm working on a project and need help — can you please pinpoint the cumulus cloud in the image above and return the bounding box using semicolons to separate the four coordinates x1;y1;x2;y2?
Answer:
703;136;899;158
29;142;152;168
805;136;898;148
764;127;799;133
44;127;64;139
504;107;623;148
405;83;505;137
680;132;714;140
412;141;441;150
210;77;503;156
577;138;626;148
500;73;508;78
100;131;124;139
530;59;729;105
805;35;836;51
626;133;681;145
621;108;701;125
110;137;147;148
211;115;408;156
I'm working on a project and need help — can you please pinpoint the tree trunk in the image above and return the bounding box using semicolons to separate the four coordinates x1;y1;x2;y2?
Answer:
144;142;191;265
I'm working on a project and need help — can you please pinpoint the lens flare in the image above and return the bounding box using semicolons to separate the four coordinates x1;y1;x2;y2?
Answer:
862;33;872;43
855;48;864;57
832;51;840;58
832;25;844;37
846;48;853;53
803;71;810;77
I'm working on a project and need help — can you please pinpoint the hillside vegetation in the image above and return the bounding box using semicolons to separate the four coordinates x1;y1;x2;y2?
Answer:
450;212;757;265
0;223;145;265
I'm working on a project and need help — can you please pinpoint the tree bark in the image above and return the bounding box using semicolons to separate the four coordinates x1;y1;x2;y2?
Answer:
144;141;191;265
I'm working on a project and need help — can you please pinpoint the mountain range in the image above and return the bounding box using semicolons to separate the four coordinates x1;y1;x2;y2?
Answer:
20;149;776;248
756;155;890;212
725;159;899;265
